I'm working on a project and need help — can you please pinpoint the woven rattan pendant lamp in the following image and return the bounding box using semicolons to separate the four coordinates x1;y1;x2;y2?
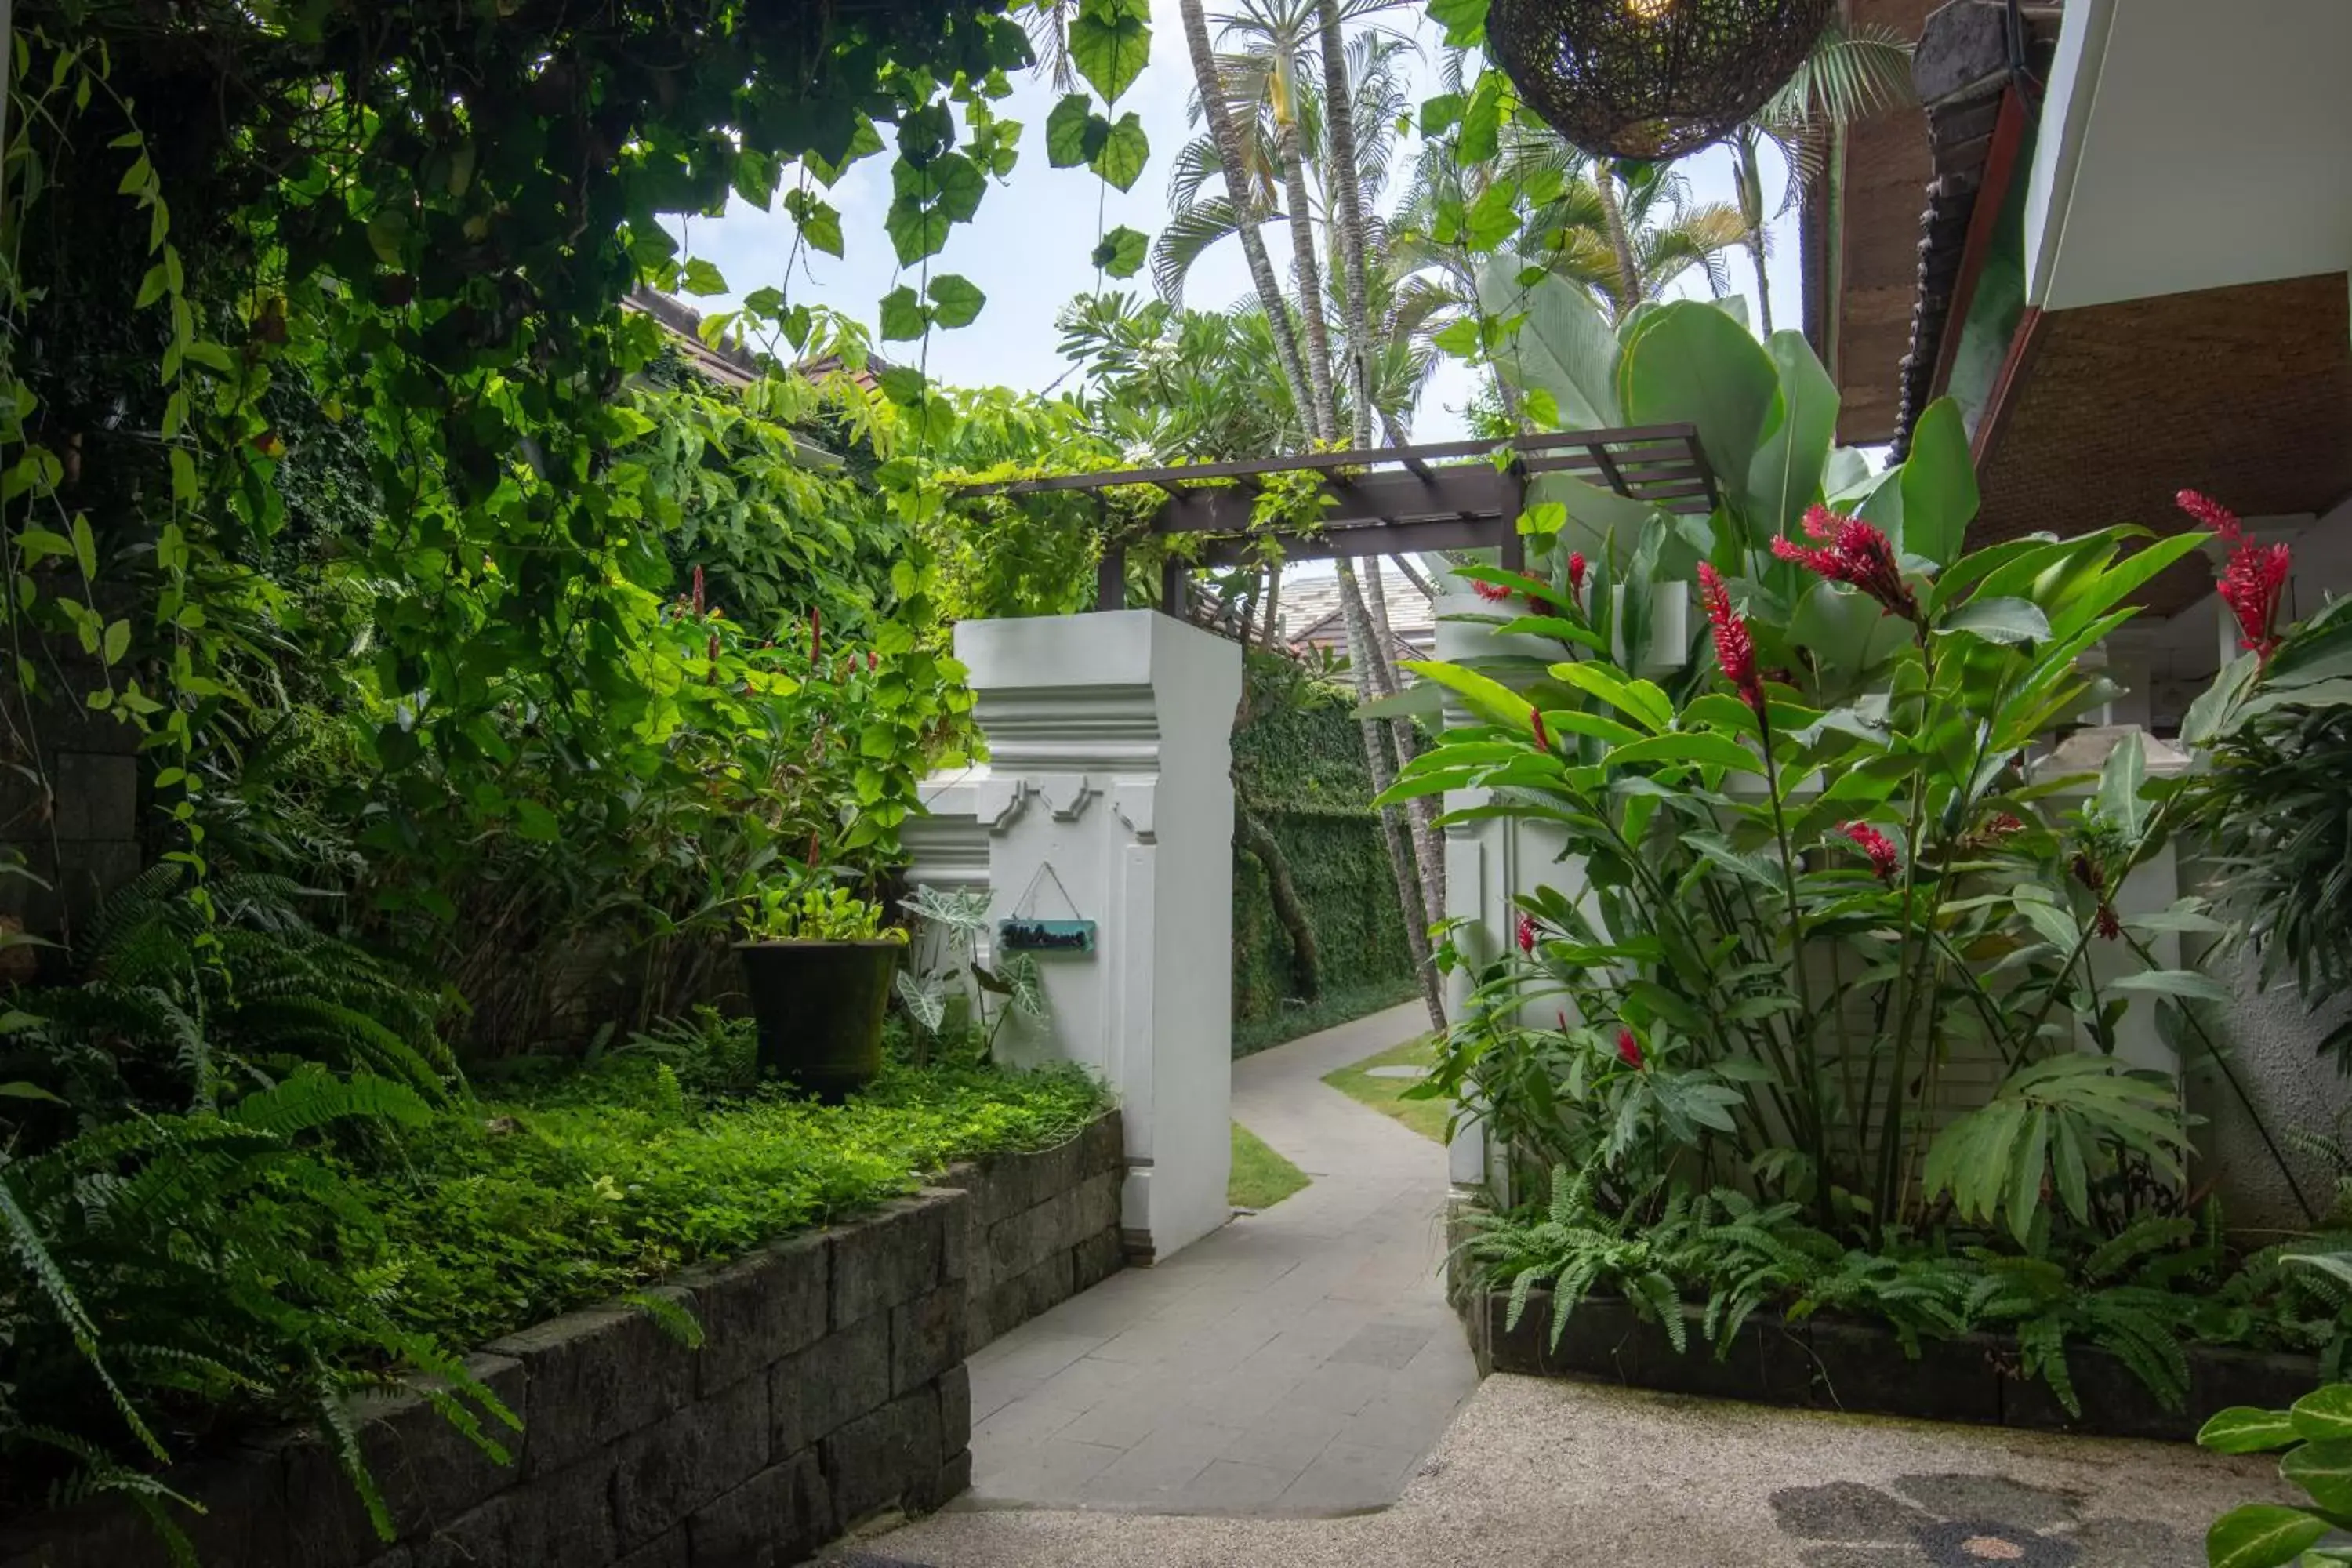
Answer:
1486;0;1835;160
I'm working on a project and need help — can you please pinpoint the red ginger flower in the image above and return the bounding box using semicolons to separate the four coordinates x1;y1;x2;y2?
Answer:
1985;813;2026;837
1616;1028;1644;1069
1773;506;1922;624
1530;707;1550;751
1698;564;1765;714
1568;552;1588;596
1515;913;1537;956
1841;821;1900;881
691;564;706;617
2179;489;2290;661
2095;905;2122;942
1472;577;1513;603
808;605;822;666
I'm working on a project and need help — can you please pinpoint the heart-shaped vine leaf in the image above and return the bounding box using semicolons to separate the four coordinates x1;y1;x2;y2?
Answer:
1092;226;1149;278
1069;0;1151;103
926;274;986;328
878;286;929;342
1088;112;1149;193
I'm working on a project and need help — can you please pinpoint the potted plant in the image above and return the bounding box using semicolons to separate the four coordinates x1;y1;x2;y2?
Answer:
735;882;908;1100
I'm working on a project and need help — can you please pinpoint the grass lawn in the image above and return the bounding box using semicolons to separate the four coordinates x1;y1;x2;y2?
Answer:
1322;1035;1451;1144
1228;1121;1309;1210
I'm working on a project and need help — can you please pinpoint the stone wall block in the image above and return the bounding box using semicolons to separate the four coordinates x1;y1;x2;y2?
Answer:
671;1232;828;1397
906;1446;973;1515
612;1375;769;1549
1071;1169;1122;1240
926;1186;971;1283
484;1294;697;1479
985;1189;1076;1280
1078;1112;1125;1179
613;1530;690;1568
350;1352;529;1541
415;1450;619;1568
821;1388;943;1527
770;1312;887;1458
937;1366;971;1455
890;1284;965;1396
686;1451;831;1568
828;1193;955;1328
1073;1227;1123;1293
53;753;136;841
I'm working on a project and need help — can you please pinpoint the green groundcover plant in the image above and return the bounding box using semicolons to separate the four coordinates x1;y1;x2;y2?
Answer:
1396;291;2339;1415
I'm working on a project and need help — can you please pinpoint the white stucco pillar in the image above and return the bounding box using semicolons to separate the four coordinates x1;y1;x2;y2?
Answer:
953;611;1240;1264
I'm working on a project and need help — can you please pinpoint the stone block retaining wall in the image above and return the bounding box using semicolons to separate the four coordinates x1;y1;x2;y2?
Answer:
1;1112;1125;1568
935;1109;1125;1350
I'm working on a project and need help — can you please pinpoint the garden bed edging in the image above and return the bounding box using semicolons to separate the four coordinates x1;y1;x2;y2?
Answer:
1470;1286;2321;1443
0;1112;1125;1568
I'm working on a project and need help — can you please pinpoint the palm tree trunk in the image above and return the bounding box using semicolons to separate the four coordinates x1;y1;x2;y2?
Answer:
1315;0;1374;448
1735;127;1774;334
1359;562;1446;930
1180;0;1316;433
1592;160;1644;321
1276;120;1337;443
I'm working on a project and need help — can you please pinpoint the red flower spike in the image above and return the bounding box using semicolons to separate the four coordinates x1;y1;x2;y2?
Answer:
1841;821;1900;881
1472;578;1513;603
867;649;879;673
1515;913;1537;956
1567;552;1588;597
2071;852;2105;896
2176;489;2244;545
2095;905;2122;942
691;564;705;617
1617;1028;1644;1069
1773;506;1922;623
1984;813;2026;838
808;606;822;666
1557;1011;1571;1035
1530;707;1550;751
2181;490;2288;659
1698;564;1766;715
705;632;720;684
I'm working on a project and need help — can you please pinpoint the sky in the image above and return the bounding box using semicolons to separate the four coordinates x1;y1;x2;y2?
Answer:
668;0;1809;443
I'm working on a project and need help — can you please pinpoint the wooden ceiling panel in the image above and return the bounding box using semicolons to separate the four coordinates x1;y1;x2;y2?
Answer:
1972;273;2352;615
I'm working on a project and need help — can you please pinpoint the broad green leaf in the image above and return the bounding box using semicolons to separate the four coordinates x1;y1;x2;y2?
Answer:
1886;398;1977;567
1045;94;1100;167
100;619;130;664
1402;659;1534;731
1546;661;1672;731
1937;597;2050;646
1744;331;1838;544
1069;0;1150;103
1481;256;1621;429
878;286;930;342
1605;732;1760;775
2182;652;2260;746
1616;301;1777;504
2205;1504;2328;1568
926;274;986;329
1089;112;1149;192
884;195;950;264
1427;0;1487;45
513;800;561;843
72;515;98;579
1092;225;1149;278
680;257;728;297
2292;1386;2352;1443
2005;1107;2050;1244
2014;900;2081;953
2283;1439;2352;1516
2094;728;2148;839
2198;1406;2303;1454
0;1080;62;1102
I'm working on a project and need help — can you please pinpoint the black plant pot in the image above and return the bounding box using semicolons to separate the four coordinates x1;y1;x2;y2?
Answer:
735;940;901;1102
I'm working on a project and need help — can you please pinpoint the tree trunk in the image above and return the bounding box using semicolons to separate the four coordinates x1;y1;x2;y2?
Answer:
1335;558;1445;1031
1316;0;1375;449
1180;0;1316;432
1359;564;1446;930
1735;127;1774;334
1592;161;1643;322
1236;802;1323;1002
1276;119;1337;444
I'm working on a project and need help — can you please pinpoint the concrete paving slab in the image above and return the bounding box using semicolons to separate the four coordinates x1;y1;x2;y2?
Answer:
946;1003;1476;1519
846;1373;2299;1564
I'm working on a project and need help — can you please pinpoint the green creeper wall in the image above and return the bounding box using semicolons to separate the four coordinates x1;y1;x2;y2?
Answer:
1229;673;1414;1033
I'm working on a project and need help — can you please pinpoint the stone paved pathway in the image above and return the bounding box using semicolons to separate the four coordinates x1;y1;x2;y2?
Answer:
955;1002;1475;1516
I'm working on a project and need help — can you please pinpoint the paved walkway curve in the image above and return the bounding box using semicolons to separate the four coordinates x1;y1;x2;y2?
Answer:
943;1002;1475;1518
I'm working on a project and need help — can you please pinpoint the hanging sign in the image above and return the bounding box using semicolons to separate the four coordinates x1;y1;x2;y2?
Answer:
997;918;1097;953
1000;862;1095;956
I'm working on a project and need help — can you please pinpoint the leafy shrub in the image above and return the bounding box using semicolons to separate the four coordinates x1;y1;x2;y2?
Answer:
346;1056;1109;1348
2199;1377;2352;1567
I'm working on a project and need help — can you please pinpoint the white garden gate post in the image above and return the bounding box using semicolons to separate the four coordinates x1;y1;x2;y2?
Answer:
942;610;1241;1264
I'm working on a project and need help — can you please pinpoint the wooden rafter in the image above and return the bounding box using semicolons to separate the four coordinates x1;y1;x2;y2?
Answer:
956;426;1713;613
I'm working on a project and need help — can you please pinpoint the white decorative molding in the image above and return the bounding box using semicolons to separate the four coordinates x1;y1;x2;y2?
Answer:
1112;780;1156;842
1034;772;1099;822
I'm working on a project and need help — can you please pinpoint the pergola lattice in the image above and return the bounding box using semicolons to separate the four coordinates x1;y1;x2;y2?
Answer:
961;424;1716;615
